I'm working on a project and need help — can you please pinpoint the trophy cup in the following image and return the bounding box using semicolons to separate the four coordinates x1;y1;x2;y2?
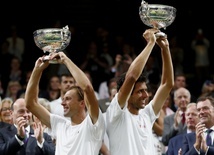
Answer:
33;25;71;63
139;0;176;38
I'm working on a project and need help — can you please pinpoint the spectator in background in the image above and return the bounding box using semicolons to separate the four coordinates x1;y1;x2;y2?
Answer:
49;73;75;120
144;55;161;87
182;96;214;154
162;87;191;147
6;25;25;62
191;28;210;84
5;80;22;102
43;75;60;101
84;70;100;99
98;77;117;101
0;98;55;155
0;97;13;127
0;79;4;99
162;95;175;117
198;80;214;98
170;73;187;112
17;70;32;98
0;40;14;93
80;41;110;91
9;56;22;82
166;102;199;155
169;36;184;75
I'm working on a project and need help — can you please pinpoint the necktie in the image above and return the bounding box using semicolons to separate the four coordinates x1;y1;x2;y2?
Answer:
181;113;185;125
206;129;213;146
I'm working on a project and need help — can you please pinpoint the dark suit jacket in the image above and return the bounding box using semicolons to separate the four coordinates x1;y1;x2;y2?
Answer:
166;133;185;155
0;122;11;128
0;125;55;155
182;132;214;155
162;113;187;146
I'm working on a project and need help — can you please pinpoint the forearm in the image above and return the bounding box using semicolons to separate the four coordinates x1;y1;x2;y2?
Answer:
127;42;155;79
153;122;163;136
160;47;174;88
64;56;92;90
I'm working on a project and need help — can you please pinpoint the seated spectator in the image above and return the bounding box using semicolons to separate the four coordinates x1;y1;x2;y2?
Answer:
0;97;13;127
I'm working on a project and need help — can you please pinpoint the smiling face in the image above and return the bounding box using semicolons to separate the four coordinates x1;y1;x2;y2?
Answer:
0;99;13;124
12;98;32;128
61;86;85;118
197;99;214;128
128;82;149;113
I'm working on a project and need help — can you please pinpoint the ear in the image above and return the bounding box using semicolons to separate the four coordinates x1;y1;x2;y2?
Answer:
79;100;85;107
79;100;87;112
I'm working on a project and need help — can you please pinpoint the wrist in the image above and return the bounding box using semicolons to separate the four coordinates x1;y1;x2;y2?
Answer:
194;143;200;151
16;134;24;141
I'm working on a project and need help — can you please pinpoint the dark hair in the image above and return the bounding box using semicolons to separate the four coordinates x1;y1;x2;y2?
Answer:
117;72;147;93
197;96;214;107
59;73;73;82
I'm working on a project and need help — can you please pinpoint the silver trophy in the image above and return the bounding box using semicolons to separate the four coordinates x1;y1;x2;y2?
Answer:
139;0;176;38
33;25;71;63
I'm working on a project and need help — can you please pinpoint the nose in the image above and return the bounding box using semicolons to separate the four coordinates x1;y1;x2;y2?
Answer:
143;90;149;98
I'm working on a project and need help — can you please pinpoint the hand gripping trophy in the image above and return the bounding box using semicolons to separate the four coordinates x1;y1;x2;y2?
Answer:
33;25;71;63
139;0;176;38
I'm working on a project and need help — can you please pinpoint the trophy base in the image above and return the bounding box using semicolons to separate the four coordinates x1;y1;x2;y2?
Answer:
43;55;58;64
155;32;167;39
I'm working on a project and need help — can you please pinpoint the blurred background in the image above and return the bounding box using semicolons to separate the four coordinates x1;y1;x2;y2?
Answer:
0;0;213;100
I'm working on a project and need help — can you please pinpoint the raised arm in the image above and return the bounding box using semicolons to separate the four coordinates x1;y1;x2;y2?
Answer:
152;36;174;115
118;28;158;108
51;52;99;124
25;57;51;128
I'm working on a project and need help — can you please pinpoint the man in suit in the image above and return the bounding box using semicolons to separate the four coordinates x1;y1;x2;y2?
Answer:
166;102;199;155
182;96;214;155
0;98;55;155
162;87;191;146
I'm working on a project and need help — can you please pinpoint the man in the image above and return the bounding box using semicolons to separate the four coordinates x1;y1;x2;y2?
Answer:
162;87;191;146
50;73;76;118
25;52;105;155
166;103;199;155
0;98;55;155
170;73;187;112
182;96;214;155
106;28;174;155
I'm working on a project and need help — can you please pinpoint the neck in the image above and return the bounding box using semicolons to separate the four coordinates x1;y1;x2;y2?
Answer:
128;105;139;115
71;112;87;125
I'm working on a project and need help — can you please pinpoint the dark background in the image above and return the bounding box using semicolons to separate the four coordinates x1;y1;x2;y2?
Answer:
1;0;213;97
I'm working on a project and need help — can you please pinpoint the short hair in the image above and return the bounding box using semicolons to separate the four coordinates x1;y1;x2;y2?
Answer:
70;86;84;101
186;102;197;109
174;87;191;100
59;73;73;82
196;96;214;107
117;72;147;92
